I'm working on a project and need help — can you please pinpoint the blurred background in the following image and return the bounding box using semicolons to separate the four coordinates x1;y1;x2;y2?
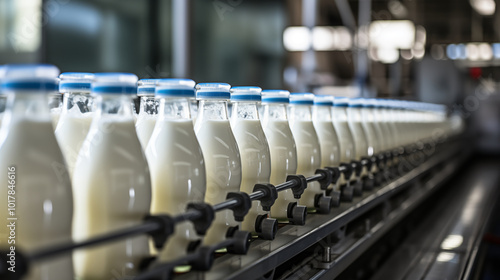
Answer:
1;0;500;153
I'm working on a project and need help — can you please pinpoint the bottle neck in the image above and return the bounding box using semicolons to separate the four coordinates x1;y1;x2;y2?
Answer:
360;107;374;122
48;93;62;111
0;96;7;114
347;107;363;122
231;101;259;121
197;100;229;121
62;92;93;114
158;97;191;120
312;106;332;122
190;98;198;120
94;94;135;120
262;103;288;121
288;104;312;123
3;92;52;123
331;106;347;122
139;95;158;115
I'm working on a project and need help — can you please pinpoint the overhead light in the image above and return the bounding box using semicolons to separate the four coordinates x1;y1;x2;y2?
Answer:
368;47;379;61
467;43;480;61
369;20;415;50
431;44;445;60
401;49;413;60
412;47;425;60
478;43;493;60
311;26;353;51
377;48;399;64
336;27;353;50
446;44;458;60
283;26;311;51
493;43;500;59
470;0;496;16
415;26;426;46
457;44;467;60
312;27;336;51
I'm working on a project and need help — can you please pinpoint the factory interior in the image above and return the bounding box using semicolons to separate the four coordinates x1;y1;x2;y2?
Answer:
1;0;500;279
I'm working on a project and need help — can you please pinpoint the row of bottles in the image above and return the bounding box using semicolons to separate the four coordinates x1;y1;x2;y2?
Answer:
0;64;462;280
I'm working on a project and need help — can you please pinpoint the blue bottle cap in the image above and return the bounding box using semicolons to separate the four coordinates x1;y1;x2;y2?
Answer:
313;95;334;106
230;86;262;101
1;64;60;92
289;92;314;105
59;72;94;93
155;79;196;98
261;90;290;104
92;73;138;95
196;83;231;100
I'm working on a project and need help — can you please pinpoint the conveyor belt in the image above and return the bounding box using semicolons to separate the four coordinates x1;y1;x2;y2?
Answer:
369;157;500;280
176;141;469;280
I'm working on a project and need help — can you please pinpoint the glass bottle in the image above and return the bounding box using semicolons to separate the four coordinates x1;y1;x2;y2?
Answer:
230;86;274;237
55;72;94;178
146;79;206;261
135;79;160;151
261;90;306;224
72;73;151;279
194;83;241;245
313;95;341;195
0;64;74;280
289;93;331;214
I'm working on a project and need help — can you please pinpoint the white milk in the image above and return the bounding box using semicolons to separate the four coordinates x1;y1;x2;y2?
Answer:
55;106;93;178
230;118;271;232
313;119;341;193
347;110;369;160
0;117;74;280
347;120;370;179
289;120;323;209
50;108;61;130
146;119;206;261
262;120;298;220
73;117;151;279
195;119;241;245
331;107;355;185
136;115;156;151
313;120;341;168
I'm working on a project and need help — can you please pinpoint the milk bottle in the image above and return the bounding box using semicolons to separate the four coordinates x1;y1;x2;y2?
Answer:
0;95;6;128
358;99;385;182
48;80;62;130
372;99;393;152
359;99;382;155
145;79;206;261
313;95;341;194
190;97;198;124
347;98;370;158
380;99;399;150
194;83;242;245
229;87;271;234
313;95;341;168
55;72;94;178
0;66;5;127
72;73;151;279
135;79;159;151
0;64;74;280
331;98;357;189
261;90;306;223
288;93;330;213
346;98;371;188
